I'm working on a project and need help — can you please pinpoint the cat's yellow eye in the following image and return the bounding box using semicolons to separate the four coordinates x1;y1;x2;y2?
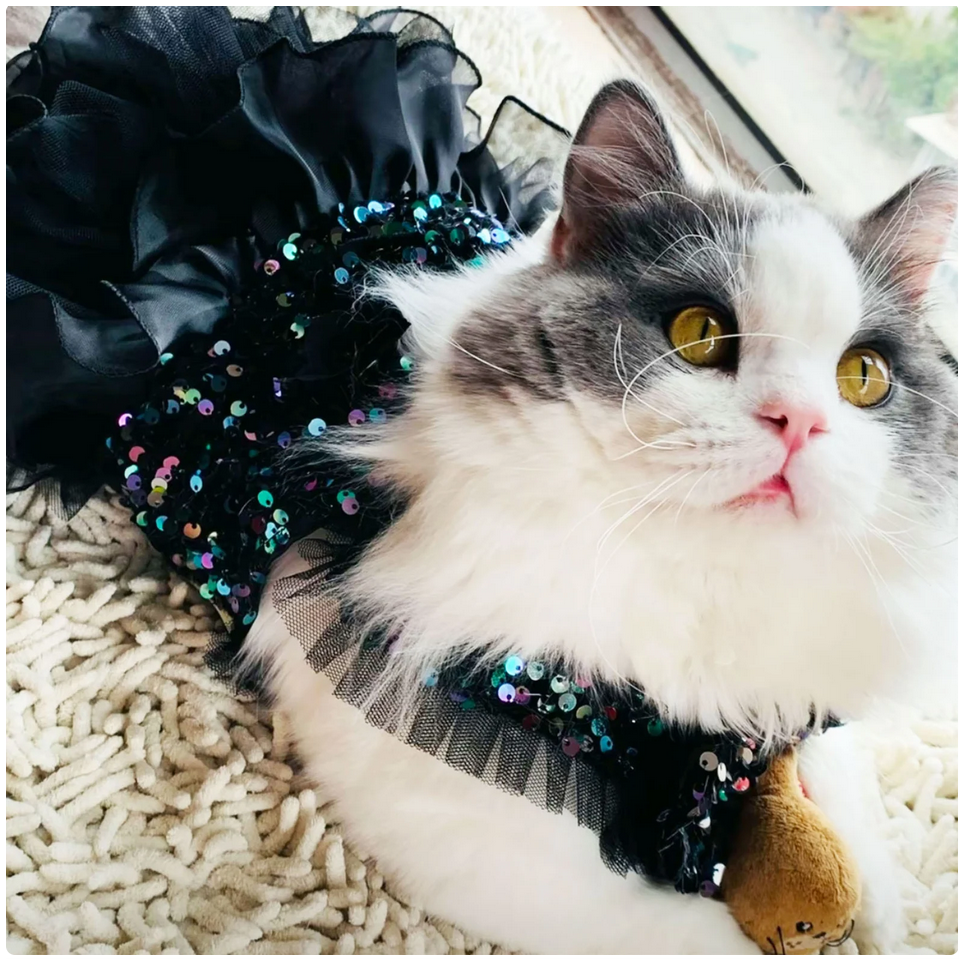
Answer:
836;348;891;407
668;306;733;367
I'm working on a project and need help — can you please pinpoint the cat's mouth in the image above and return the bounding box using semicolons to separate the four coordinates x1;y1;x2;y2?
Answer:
725;473;796;514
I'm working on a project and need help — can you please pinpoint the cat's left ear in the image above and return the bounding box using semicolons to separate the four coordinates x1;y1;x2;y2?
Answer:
855;167;957;305
551;80;682;263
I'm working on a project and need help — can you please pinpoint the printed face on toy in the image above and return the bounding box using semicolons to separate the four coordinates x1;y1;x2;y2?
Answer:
764;916;854;955
453;83;957;536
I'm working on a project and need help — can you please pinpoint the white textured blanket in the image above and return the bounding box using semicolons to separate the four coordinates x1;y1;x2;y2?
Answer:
5;5;957;955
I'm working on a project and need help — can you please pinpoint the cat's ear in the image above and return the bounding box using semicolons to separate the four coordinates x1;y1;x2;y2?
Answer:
551;80;682;263
855;167;957;305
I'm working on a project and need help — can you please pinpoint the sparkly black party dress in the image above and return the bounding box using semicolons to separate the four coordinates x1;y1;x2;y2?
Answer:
6;6;831;898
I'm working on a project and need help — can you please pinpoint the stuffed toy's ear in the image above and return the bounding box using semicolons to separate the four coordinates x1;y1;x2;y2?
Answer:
854;166;957;307
551;80;682;263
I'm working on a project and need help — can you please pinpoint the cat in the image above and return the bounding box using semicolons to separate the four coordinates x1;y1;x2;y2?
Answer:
244;81;958;953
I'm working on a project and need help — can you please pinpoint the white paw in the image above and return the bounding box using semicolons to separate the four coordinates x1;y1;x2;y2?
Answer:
850;850;906;954
675;898;762;955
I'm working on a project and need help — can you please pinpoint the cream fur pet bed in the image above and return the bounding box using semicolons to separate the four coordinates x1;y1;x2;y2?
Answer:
5;5;958;955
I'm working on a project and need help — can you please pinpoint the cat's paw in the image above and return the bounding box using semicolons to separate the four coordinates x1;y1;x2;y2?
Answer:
674;898;762;955
850;850;906;954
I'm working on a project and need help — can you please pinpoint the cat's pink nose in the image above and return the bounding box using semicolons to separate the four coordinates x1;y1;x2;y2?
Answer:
757;402;827;457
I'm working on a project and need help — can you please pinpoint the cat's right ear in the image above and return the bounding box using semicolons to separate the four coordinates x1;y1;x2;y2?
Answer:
551;80;682;263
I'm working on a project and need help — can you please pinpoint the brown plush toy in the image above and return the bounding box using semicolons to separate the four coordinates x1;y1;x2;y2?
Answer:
722;747;861;955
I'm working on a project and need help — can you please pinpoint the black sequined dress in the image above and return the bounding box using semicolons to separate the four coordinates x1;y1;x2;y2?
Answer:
6;5;832;899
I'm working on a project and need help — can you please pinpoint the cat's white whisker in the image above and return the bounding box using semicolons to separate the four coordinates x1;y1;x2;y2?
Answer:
673;468;714;525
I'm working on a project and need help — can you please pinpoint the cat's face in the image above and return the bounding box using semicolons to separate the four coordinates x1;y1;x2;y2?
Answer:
359;82;956;730
444;83;957;538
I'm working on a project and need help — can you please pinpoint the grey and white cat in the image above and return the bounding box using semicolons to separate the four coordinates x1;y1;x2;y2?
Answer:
246;82;958;953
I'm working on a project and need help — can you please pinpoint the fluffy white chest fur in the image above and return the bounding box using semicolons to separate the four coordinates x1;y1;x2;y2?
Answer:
246;81;957;953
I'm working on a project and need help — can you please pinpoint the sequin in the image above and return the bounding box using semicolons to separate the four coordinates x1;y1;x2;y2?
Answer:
497;683;516;703
422;667;439;687
190;474;203;493
504;655;525;676
159;352;174;364
276;292;293;307
400;356;414;371
290;321;305;338
367;200;385;214
118;413;132;427
491;228;510;244
201;553;214;569
223;416;236;430
341;497;359;515
334;267;350;284
128;446;145;462
526;661;545;681
353;206;369;223
591;718;607;736
209;375;227;392
198;399;214;415
699;751;719;772
257;490;274;508
348;409;366;426
514;686;531;706
550;675;569;694
717;762;728;782
558;693;577;713
576;705;593;720
369;407;387;424
307;418;327;437
273;509;289;525
282;242;298;260
135;511;148;527
411;201;428;221
126;475;142;491
183;523;201;539
263;259;280;275
226;365;243;377
213;340;231;355
647;718;664;736
163;456;180;469
732;777;751;793
230;401;248;417
428;193;442;209
151;478;169;492
184;389;201;405
600;736;614;752
561;737;581;758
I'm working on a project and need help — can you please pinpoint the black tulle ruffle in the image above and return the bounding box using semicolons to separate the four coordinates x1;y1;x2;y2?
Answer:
6;6;566;510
